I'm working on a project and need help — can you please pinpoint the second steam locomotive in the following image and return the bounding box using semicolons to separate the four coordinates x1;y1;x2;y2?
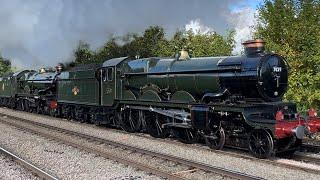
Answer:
1;39;320;158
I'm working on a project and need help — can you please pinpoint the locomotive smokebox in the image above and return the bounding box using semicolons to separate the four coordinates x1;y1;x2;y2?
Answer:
242;39;265;56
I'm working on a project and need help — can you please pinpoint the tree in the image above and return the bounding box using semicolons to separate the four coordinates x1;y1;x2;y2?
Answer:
74;40;94;65
185;30;235;57
140;26;165;57
94;26;167;62
95;38;122;63
255;0;320;110
0;52;12;76
157;29;235;58
76;25;235;66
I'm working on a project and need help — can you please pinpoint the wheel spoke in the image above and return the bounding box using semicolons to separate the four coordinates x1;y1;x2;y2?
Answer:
174;128;198;144
121;109;141;133
145;112;168;138
205;127;225;150
155;119;162;134
128;116;134;129
251;134;257;141
188;131;193;140
212;140;217;146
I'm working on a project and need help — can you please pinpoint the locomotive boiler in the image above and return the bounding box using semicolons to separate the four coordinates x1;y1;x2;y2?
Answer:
122;39;288;103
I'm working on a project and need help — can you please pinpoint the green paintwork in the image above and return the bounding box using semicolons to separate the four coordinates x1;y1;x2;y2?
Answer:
121;90;136;100
119;57;229;102
139;90;161;102
57;70;99;105
108;56;234;104
113;56;250;108
101;67;116;106
171;91;196;103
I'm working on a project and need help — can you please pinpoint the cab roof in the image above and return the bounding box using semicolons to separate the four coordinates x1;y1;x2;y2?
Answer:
102;57;129;67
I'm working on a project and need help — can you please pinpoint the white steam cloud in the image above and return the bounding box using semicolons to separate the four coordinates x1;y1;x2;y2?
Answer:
228;7;258;54
185;19;214;34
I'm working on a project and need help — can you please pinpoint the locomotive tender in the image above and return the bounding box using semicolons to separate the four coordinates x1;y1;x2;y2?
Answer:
1;39;320;158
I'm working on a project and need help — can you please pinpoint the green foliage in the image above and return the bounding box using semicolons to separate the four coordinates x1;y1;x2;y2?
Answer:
155;29;235;57
95;38;122;63
139;26;165;57
185;30;235;57
255;0;320;111
74;40;94;65
73;26;235;65
0;52;12;76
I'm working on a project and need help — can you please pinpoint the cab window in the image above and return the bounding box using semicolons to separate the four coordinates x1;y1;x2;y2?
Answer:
102;69;107;82
107;68;113;81
102;68;114;82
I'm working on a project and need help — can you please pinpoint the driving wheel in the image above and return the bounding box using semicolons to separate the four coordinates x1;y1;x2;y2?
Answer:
120;109;141;133
248;129;274;158
145;111;169;138
204;127;225;150
173;128;199;144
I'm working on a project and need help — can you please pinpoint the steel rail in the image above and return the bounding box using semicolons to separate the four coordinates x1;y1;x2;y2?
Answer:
293;154;320;165
0;146;59;180
0;113;262;180
301;143;320;153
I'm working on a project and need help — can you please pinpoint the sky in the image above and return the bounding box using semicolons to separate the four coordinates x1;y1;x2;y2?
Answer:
0;0;264;69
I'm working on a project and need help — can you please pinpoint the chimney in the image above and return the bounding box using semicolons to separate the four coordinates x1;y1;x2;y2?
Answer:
242;39;265;56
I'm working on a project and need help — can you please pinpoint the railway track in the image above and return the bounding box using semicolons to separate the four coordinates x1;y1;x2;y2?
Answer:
0;145;58;180
0;113;262;180
48;112;320;166
294;142;320;165
293;153;320;165
125;121;320;172
99;120;320;173
301;143;320;153
2;110;320;177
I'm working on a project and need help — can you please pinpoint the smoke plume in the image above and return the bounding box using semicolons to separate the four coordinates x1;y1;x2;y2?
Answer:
0;0;253;69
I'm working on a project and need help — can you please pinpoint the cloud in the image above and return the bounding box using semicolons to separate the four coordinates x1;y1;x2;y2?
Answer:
228;7;258;54
0;0;251;69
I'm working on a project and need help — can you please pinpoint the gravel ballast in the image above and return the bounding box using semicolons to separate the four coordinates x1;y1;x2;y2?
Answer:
0;153;40;180
1;108;320;179
0;121;159;179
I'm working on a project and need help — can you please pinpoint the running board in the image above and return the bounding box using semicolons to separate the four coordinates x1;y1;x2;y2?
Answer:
124;105;191;122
